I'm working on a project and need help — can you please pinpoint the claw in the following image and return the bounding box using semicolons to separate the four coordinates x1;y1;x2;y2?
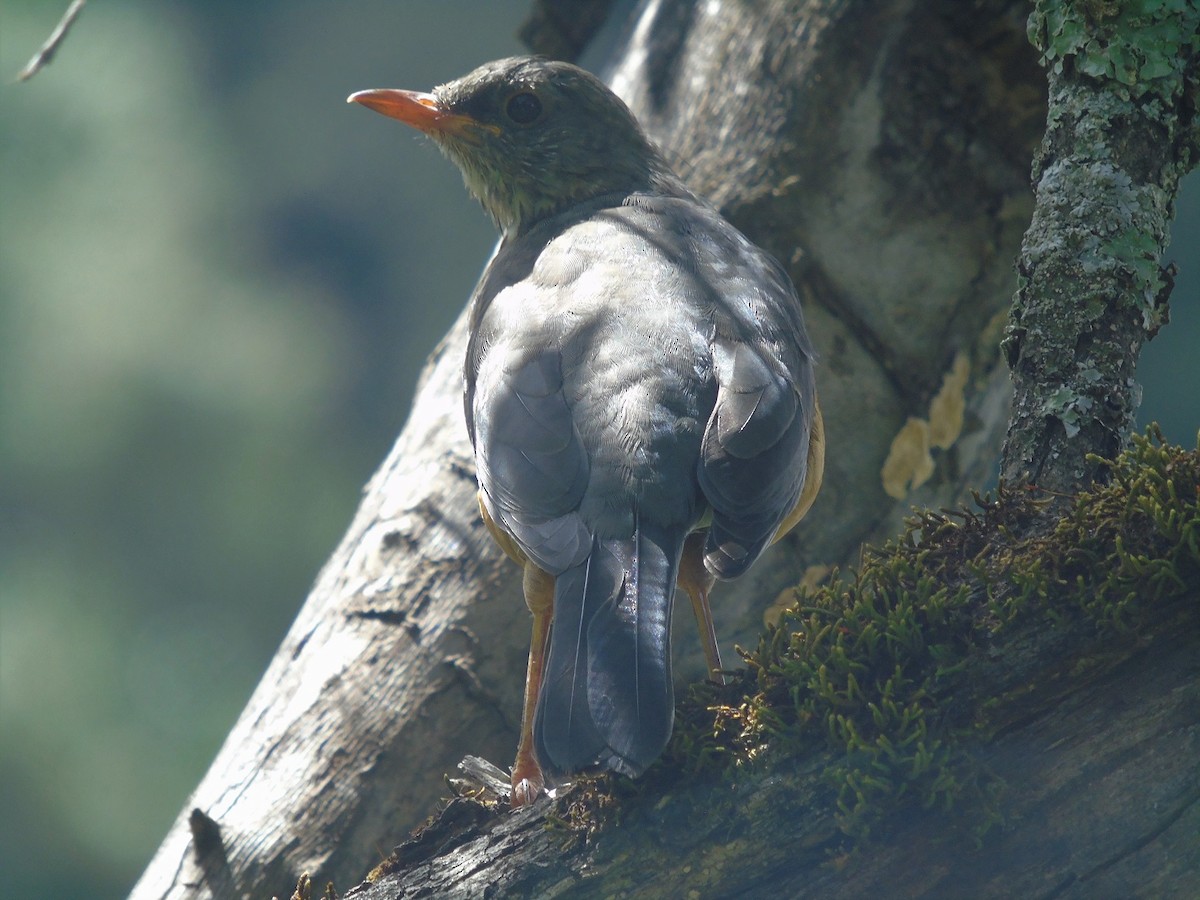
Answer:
510;767;545;808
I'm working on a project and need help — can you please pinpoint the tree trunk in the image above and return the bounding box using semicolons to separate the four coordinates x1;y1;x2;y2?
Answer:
130;2;1048;897
1000;1;1200;494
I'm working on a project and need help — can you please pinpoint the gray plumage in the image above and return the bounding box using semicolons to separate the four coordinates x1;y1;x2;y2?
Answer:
354;56;817;779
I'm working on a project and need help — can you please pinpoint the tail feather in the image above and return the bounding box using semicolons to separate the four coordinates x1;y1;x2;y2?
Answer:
533;518;681;778
532;550;612;772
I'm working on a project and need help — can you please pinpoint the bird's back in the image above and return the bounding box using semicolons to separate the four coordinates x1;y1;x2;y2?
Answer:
466;192;816;776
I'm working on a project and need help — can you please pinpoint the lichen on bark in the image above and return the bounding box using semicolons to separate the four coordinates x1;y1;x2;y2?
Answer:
1000;0;1199;493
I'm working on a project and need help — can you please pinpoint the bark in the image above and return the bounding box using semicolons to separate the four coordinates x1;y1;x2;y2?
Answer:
130;1;1046;897
1000;1;1200;493
338;600;1200;900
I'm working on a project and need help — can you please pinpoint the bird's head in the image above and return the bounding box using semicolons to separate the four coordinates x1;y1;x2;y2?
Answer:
349;56;679;237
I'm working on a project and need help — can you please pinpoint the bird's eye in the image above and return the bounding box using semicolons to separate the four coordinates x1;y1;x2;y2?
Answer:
505;92;542;125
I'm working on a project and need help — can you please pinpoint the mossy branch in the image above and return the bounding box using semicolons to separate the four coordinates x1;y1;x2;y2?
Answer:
342;428;1200;898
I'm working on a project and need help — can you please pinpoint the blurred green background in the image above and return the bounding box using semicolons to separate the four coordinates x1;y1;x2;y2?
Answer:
0;3;1196;898
1;2;528;897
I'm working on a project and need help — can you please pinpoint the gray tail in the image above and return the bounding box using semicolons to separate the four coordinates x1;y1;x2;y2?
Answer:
533;516;681;778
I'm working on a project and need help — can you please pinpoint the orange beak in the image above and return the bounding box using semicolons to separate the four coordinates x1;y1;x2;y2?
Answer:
347;89;493;137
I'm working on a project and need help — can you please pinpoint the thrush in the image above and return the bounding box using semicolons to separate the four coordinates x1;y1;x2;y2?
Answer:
349;56;824;807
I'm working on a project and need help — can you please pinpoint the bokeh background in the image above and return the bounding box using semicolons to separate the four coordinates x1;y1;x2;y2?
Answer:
1;3;1196;898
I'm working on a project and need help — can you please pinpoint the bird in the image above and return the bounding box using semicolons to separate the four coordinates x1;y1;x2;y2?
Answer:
349;56;824;807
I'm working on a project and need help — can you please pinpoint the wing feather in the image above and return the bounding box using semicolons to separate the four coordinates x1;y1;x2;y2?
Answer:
474;348;592;573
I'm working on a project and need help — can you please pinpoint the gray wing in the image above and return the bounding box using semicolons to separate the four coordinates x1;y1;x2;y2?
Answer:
470;346;592;574
697;245;817;580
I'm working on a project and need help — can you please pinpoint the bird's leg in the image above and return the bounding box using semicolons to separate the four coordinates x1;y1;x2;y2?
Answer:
477;495;552;805
678;532;727;685
511;561;554;807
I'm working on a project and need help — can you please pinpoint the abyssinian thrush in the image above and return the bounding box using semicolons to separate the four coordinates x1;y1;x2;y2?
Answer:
349;56;823;806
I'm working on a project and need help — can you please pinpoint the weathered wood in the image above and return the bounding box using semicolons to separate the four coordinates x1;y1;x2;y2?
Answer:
129;2;1045;897
340;603;1200;899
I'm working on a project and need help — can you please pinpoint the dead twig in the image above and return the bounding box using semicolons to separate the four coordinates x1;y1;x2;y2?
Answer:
16;0;88;83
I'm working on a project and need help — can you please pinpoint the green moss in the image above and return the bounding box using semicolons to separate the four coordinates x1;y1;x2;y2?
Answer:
286;873;340;900
503;428;1198;869
655;426;1200;848
1037;424;1200;626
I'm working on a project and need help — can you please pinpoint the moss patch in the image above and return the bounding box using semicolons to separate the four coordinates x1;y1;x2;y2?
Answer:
372;428;1198;893
565;427;1199;852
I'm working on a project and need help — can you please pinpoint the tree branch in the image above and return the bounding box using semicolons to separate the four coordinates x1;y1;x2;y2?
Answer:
15;0;87;82
344;623;1200;899
1000;1;1200;493
130;2;1046;896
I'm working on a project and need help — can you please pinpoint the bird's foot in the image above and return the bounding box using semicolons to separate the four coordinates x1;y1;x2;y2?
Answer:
510;764;545;808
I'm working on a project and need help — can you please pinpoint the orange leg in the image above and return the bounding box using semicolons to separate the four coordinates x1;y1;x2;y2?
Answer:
511;561;554;807
678;532;727;685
